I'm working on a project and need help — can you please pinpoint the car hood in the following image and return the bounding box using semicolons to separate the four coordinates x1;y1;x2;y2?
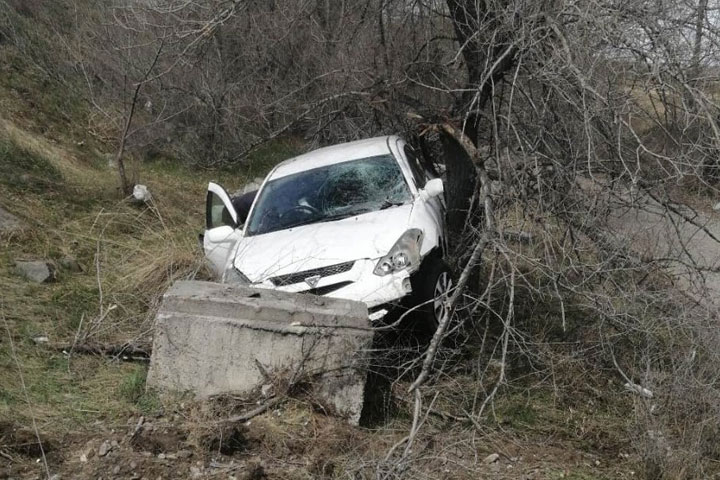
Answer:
233;204;413;282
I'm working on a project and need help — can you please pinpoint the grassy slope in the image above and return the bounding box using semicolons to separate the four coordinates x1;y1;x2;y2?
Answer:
0;45;637;480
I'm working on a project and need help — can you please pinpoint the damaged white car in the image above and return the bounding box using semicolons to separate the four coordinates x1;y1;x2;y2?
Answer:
203;135;453;324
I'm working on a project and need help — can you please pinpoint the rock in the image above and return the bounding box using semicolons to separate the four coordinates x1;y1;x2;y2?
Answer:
98;440;111;457
32;335;49;344
132;184;153;203
59;255;82;273
261;384;273;398
713;202;720;212
15;261;56;283
79;440;95;462
483;453;500;464
49;475;61;480
0;206;23;233
112;466;120;475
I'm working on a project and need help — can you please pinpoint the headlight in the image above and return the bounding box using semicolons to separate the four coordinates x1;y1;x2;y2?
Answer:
223;264;251;284
373;229;424;276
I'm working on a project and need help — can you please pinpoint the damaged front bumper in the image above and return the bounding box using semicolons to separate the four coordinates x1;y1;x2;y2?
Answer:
242;258;413;318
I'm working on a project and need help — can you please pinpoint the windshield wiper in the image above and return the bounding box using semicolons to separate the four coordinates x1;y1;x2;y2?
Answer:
323;209;373;222
379;199;405;210
282;217;322;230
281;210;367;229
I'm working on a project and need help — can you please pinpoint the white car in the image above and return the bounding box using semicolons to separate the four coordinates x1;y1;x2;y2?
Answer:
203;135;453;325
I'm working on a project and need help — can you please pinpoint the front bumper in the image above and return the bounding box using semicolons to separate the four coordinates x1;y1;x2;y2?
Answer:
248;258;412;310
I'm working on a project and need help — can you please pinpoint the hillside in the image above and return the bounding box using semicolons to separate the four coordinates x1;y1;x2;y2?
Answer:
0;43;644;480
4;1;720;479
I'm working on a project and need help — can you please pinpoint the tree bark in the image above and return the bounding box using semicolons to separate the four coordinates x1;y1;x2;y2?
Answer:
446;0;517;146
692;0;708;83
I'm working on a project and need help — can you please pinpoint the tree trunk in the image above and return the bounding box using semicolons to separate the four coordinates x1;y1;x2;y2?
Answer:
692;0;708;83
446;0;516;146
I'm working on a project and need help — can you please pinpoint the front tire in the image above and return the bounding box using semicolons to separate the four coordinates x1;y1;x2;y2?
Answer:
413;258;454;332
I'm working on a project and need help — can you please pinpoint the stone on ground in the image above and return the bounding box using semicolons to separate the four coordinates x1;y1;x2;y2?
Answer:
15;261;56;283
59;255;82;272
0;206;23;233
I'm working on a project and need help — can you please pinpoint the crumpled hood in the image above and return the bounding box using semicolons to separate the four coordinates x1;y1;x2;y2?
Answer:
233;204;413;282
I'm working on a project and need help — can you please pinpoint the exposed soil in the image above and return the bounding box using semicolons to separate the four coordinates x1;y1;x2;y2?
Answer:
0;399;639;480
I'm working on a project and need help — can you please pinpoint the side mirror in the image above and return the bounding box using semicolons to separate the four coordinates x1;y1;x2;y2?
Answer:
422;178;444;199
205;225;236;243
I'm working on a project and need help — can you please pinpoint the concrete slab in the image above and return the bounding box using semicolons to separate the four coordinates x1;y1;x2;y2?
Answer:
147;281;373;424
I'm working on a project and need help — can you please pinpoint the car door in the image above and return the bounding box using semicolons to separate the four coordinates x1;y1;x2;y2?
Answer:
204;182;243;278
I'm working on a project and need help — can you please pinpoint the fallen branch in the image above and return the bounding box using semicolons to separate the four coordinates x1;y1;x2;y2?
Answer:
219;396;284;425
55;342;151;361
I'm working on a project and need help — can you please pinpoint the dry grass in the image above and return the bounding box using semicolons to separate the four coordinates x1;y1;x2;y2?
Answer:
0;112;255;438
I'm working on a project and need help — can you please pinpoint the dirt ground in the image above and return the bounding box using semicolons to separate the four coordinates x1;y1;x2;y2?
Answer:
1;392;640;480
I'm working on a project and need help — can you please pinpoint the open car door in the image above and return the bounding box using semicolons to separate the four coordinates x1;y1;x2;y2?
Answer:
204;182;243;279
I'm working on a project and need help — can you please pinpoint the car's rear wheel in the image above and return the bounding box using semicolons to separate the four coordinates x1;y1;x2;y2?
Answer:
413;258;454;333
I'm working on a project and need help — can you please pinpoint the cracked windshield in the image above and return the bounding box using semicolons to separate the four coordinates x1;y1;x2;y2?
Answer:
247;154;411;236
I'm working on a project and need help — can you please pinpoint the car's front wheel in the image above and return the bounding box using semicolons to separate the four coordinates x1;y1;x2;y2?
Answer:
413;258;454;332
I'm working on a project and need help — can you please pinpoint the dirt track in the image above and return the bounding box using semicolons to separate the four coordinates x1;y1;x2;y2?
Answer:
605;189;720;309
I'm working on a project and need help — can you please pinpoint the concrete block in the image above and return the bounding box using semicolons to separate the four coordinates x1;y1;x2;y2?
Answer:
147;281;373;424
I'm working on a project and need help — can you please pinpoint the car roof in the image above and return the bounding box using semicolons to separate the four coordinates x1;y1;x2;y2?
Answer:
269;135;398;179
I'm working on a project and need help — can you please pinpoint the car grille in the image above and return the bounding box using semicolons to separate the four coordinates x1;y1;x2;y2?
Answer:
306;281;353;296
269;261;355;287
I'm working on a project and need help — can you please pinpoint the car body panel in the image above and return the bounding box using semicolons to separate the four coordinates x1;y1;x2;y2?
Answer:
232;204;414;282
